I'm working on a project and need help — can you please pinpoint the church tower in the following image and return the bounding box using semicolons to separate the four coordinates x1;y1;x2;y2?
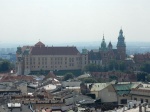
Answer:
108;41;113;50
101;34;107;50
117;29;126;60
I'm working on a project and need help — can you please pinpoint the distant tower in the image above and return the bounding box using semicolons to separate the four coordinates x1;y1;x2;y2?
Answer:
108;41;113;50
101;34;107;50
117;29;126;60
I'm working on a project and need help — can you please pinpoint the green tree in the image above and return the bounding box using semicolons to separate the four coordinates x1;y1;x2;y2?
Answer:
109;75;118;81
0;60;11;72
85;64;98;72
63;73;74;81
146;74;150;82
137;72;148;82
118;61;126;71
141;62;150;73
108;59;119;71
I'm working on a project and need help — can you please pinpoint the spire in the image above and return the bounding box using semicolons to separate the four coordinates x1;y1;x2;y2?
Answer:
101;34;106;50
117;28;126;47
103;33;105;40
119;28;123;36
108;41;113;49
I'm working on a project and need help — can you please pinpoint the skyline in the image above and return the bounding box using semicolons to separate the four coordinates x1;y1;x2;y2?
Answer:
0;0;150;45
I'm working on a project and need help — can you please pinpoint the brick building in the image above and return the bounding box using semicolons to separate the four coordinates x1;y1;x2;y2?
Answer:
88;29;126;65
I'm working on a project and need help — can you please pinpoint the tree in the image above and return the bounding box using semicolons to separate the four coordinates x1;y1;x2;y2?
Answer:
0;60;11;72
118;61;126;71
137;72;148;82
141;62;150;73
85;64;107;72
63;73;74;81
109;76;118;81
85;64;98;72
146;74;150;82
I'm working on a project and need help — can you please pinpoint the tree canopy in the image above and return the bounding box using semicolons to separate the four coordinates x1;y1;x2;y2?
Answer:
141;62;150;73
63;72;74;81
84;60;126;73
0;59;13;72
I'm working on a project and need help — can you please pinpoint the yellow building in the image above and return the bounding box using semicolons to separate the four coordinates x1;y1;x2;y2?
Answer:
16;41;88;75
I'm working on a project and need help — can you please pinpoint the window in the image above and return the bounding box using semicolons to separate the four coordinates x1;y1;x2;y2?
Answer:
121;99;127;104
145;99;148;103
69;58;71;62
76;57;78;61
72;58;74;62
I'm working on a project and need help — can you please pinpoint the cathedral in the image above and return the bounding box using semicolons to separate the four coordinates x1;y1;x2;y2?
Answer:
88;29;126;65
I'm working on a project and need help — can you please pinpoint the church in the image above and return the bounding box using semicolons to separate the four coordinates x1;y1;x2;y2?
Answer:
88;29;126;65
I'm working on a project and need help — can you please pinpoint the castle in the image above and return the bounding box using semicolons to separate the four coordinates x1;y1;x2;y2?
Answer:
16;29;126;75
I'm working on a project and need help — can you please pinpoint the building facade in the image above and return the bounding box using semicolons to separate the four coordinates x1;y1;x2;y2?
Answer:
16;29;126;75
16;41;88;75
88;29;126;65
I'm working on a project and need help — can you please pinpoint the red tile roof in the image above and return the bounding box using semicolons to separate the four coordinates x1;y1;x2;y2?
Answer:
31;46;80;55
0;75;35;82
91;71;136;82
35;41;45;47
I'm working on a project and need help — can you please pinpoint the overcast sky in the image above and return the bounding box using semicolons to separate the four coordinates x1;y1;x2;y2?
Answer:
0;0;150;45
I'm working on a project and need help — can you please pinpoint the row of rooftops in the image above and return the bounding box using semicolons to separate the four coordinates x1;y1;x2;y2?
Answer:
0;75;35;82
84;81;150;96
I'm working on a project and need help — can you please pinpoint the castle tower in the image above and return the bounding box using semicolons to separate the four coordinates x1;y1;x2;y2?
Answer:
101;34;107;50
108;41;113;50
117;29;126;60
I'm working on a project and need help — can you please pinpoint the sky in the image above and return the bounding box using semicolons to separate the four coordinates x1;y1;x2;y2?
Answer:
0;0;150;46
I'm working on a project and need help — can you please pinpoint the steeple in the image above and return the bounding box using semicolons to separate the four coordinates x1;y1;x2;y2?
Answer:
117;28;126;60
101;34;106;50
117;29;126;47
103;34;105;40
108;41;113;49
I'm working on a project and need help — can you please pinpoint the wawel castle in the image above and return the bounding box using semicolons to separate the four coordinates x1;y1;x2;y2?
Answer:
16;29;126;75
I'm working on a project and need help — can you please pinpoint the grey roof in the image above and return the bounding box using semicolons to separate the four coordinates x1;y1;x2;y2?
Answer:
86;83;110;91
